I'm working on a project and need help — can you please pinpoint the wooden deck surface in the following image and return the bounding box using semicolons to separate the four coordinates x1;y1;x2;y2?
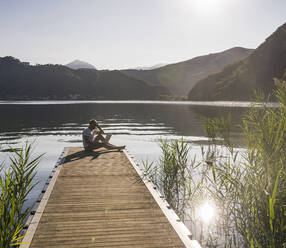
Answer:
22;147;199;248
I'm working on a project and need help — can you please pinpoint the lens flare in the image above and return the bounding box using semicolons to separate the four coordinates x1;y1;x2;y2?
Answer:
184;0;230;16
198;201;215;224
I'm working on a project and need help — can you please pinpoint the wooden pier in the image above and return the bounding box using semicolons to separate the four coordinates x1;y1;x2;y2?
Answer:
21;147;201;248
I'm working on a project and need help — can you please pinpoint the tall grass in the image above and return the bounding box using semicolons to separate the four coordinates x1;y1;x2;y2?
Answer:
144;138;201;220
0;143;42;247
203;82;286;247
144;80;286;247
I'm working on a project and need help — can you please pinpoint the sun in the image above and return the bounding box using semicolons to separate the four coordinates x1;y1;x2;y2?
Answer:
186;0;227;16
198;201;216;224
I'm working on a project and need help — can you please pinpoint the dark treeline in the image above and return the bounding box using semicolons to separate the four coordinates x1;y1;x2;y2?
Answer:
0;57;169;100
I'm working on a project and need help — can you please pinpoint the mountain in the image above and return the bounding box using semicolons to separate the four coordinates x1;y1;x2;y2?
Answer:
121;47;253;96
66;60;96;70
188;23;286;101
0;57;169;100
130;63;167;70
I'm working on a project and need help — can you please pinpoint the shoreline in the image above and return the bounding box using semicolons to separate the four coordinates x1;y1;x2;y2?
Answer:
0;99;279;108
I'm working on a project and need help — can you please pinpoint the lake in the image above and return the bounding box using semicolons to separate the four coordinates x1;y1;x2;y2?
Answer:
0;100;252;239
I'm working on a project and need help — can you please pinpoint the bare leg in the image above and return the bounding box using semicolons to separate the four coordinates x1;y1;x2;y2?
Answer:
102;143;125;150
94;134;108;143
85;143;125;151
93;134;125;150
105;134;112;143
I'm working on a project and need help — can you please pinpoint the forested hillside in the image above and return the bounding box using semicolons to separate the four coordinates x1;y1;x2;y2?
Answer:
188;23;286;101
0;57;169;100
122;47;253;96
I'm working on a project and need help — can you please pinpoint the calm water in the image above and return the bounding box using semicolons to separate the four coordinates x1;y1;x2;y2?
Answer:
0;101;248;229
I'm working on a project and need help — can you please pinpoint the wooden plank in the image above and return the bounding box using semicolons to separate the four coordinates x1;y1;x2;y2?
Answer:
20;147;201;248
20;148;69;248
124;150;201;248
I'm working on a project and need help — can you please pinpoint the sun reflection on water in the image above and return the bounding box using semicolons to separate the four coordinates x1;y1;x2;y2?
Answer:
198;201;216;224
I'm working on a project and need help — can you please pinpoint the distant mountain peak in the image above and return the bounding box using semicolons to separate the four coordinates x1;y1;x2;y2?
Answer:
129;63;167;70
66;60;96;70
121;47;253;95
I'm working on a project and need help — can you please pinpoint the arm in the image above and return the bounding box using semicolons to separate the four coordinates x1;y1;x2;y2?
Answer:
96;124;104;134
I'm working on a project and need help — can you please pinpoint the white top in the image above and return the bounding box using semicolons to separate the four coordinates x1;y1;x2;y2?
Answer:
82;127;98;148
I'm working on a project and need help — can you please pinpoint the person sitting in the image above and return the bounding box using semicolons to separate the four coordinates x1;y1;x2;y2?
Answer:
82;119;125;151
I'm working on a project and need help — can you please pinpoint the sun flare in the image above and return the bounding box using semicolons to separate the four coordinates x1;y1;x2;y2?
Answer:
186;0;228;16
198;202;216;224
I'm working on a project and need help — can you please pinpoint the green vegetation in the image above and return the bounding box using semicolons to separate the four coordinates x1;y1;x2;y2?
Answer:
0;143;41;247
0;56;168;100
145;79;286;247
188;23;286;101
144;138;200;220
122;47;253;96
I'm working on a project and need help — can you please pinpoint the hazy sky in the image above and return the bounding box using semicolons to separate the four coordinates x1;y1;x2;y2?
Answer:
0;0;285;69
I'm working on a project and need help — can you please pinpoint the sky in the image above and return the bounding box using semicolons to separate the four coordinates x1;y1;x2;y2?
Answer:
0;0;285;70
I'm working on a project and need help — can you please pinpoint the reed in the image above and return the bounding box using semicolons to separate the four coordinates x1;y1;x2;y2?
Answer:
143;137;200;220
144;80;286;247
203;82;286;247
0;142;42;247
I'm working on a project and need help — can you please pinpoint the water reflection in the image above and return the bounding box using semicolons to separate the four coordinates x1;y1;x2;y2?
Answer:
0;101;249;244
0;102;247;144
198;201;216;224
